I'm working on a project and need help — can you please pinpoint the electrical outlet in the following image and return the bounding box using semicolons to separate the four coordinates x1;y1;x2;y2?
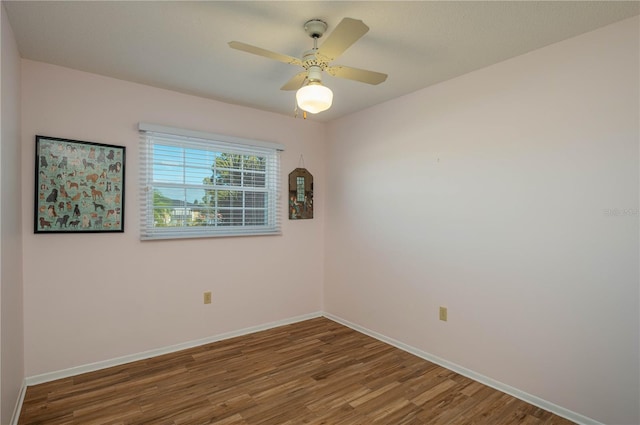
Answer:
203;291;212;304
439;306;448;322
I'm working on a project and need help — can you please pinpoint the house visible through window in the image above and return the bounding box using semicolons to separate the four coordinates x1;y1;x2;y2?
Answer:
139;123;284;239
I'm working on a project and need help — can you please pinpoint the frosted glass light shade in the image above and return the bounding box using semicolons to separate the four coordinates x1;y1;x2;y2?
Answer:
296;83;333;114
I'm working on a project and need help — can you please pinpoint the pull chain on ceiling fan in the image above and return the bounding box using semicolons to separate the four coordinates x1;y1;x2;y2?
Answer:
228;17;388;115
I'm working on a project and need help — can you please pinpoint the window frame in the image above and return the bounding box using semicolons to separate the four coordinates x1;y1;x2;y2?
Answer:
139;123;284;240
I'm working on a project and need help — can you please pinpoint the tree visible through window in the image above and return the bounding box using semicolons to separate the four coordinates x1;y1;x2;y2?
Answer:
200;153;268;227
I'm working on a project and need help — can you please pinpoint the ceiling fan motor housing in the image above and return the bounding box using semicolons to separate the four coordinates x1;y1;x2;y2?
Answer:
302;50;328;73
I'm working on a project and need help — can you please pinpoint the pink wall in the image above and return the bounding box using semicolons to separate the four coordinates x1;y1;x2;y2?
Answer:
21;60;325;377
1;3;24;423
325;17;639;425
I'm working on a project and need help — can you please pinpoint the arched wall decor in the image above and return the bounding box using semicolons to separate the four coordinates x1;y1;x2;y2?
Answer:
288;168;313;219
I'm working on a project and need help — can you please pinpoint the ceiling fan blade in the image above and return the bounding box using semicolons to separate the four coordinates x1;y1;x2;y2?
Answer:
316;18;369;62
325;65;388;85
280;72;307;91
228;41;302;66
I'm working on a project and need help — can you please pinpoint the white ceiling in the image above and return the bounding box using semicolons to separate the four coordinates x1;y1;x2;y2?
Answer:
4;1;639;122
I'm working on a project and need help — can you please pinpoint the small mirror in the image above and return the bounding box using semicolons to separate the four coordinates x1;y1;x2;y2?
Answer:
289;168;313;219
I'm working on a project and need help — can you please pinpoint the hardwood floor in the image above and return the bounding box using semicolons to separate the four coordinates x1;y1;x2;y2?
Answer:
18;317;575;425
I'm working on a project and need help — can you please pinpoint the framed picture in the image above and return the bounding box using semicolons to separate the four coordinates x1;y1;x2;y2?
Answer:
34;135;125;233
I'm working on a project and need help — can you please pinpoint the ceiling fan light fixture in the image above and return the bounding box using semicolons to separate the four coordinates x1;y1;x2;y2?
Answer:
296;82;333;114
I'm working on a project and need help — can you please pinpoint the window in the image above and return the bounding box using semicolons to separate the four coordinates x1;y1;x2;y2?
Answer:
296;176;305;202
139;123;284;240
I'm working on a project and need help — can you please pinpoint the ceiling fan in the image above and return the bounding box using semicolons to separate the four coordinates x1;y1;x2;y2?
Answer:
228;17;387;114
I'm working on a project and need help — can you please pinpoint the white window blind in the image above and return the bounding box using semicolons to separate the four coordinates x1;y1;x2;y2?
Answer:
139;123;283;240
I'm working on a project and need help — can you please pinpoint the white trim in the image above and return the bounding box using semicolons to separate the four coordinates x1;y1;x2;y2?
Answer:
9;380;27;425
25;311;321;386
138;122;285;151
322;312;604;425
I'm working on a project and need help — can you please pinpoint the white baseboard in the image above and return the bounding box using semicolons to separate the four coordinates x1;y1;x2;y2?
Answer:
25;311;322;386
322;312;603;425
10;380;27;425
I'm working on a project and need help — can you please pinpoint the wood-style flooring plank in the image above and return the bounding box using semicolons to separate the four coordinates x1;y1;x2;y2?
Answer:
18;317;576;425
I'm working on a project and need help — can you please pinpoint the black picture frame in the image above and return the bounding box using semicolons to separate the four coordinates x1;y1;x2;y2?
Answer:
34;135;125;233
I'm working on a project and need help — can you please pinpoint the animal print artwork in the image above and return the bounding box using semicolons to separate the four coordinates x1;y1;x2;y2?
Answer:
35;135;125;233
